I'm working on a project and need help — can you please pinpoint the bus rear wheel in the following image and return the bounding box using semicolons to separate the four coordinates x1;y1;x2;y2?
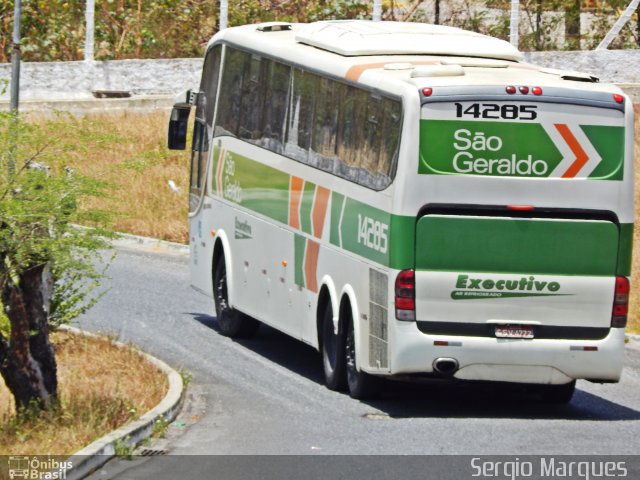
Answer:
321;303;346;391
345;310;380;400
213;256;259;338
537;380;576;404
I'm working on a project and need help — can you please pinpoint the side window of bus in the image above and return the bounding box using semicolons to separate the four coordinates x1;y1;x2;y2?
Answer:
262;60;291;154
213;45;402;191
358;94;384;188
378;98;402;184
285;68;315;164
215;47;250;138
239;55;265;140
200;45;222;129
336;84;367;182
312;77;339;171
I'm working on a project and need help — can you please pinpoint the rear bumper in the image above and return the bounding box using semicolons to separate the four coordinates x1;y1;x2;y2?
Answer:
385;322;625;385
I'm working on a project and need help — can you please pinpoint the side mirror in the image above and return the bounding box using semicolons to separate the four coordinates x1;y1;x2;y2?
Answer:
167;106;191;150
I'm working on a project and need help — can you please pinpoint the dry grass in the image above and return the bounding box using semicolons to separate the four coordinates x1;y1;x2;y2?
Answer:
0;331;168;455
30;111;189;243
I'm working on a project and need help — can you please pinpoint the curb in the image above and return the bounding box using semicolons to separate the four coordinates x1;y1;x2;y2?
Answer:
112;231;189;256
57;326;185;480
0;94;175;116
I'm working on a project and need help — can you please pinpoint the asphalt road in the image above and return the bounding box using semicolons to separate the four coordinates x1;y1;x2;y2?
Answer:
77;245;640;477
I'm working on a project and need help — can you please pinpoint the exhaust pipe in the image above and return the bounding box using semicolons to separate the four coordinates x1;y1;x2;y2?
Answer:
433;357;459;376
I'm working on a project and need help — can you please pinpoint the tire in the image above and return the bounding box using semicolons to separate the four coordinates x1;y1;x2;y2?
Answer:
345;310;380;400
321;303;346;391
213;255;259;338
538;380;576;404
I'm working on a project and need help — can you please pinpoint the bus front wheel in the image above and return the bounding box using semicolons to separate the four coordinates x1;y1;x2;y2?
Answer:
213;256;259;338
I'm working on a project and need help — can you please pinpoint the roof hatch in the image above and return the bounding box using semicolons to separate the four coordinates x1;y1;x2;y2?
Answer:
295;21;522;62
257;22;292;32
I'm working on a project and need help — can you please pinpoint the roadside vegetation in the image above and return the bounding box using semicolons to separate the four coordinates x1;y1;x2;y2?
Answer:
30;111;188;243
0;331;167;455
1;0;638;64
0;108;171;455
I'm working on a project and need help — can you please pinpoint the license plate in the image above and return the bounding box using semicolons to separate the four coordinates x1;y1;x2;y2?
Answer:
495;325;534;339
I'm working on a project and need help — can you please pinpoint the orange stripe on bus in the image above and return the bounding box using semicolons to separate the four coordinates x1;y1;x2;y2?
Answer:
346;59;535;82
555;124;589;178
312;186;331;238
345;60;440;82
289;176;304;229
304;239;320;293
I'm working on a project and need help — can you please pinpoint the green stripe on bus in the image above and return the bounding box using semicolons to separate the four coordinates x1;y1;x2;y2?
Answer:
294;233;306;287
328;194;414;269
221;151;289;224
582;125;625;180
389;215;415;270
300;181;315;235
416;216;619;276
618;223;634;276
339;198;391;266
211;145;220;194
215;150;414;269
330;192;345;247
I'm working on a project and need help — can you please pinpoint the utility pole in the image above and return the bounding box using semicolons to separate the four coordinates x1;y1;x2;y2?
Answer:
220;0;228;30
509;0;520;48
7;0;22;177
597;0;640;50
10;0;21;113
85;0;95;62
373;0;382;21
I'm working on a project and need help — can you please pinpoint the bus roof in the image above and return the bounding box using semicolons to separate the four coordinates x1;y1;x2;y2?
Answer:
209;21;619;97
210;21;521;62
294;21;522;61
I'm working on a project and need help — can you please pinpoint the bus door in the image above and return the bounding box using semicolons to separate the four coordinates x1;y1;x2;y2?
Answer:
189;45;222;295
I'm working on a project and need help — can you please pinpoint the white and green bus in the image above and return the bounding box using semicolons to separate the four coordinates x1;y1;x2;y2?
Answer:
168;21;634;401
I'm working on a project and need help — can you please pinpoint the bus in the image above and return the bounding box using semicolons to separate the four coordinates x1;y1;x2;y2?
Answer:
168;21;634;402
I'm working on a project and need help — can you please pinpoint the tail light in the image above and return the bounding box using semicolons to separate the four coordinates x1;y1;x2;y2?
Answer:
395;269;415;321
611;276;629;328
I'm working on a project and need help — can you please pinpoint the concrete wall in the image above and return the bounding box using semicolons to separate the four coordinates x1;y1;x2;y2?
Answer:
0;58;202;101
0;50;638;103
525;50;640;84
